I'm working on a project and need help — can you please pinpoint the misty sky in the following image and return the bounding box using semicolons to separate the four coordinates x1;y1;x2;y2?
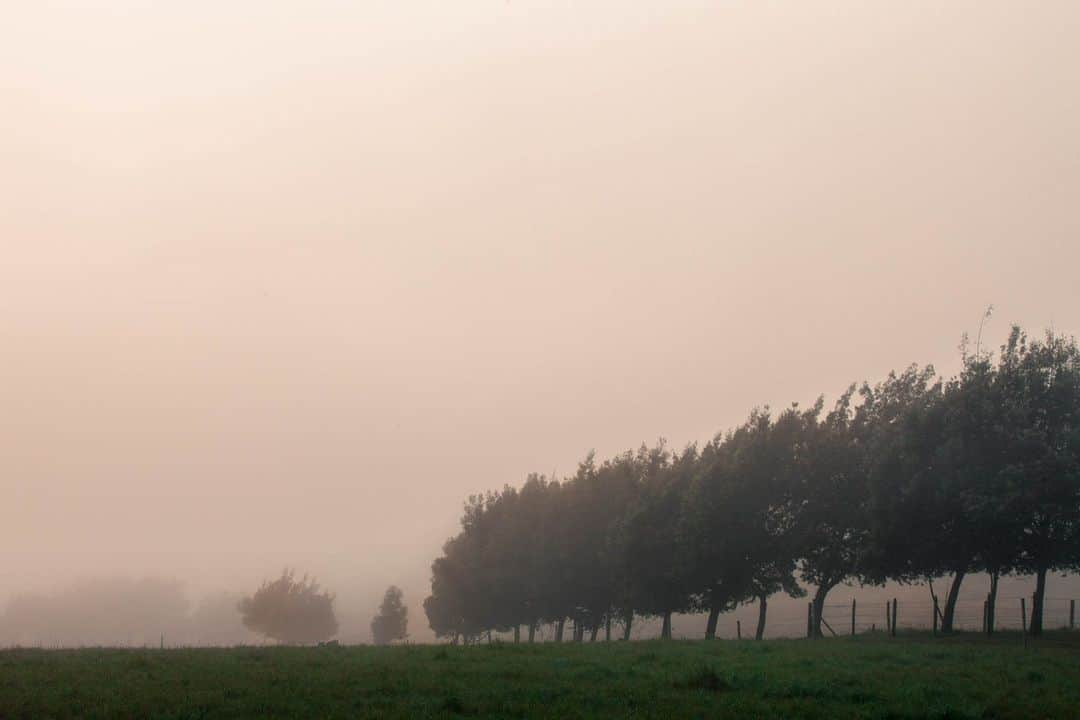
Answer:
2;1;1079;630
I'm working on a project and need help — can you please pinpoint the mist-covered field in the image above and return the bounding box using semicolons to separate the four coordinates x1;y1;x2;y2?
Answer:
2;632;1078;719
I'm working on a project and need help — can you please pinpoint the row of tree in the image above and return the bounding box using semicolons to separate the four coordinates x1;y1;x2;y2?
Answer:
423;326;1080;642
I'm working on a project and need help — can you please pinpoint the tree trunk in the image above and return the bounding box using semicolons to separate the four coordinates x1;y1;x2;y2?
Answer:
590;623;599;642
528;623;536;643
622;611;633;641
555;618;565;643
941;570;966;633
704;605;721;640
574;621;585;643
660;611;672;640
605;616;612;642
1031;566;1048;637
514;626;520;643
451;632;459;646
986;571;999;636
811;583;832;638
755;593;768;641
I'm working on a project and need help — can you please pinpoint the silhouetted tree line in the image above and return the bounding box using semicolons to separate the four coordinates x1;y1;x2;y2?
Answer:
424;327;1080;642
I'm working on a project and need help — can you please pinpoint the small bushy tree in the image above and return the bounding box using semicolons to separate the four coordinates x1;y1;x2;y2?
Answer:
238;570;337;645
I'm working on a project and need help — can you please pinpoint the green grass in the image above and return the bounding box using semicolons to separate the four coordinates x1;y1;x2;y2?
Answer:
2;632;1079;719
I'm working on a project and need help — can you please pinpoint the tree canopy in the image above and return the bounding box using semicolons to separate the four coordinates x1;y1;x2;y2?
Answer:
239;570;338;645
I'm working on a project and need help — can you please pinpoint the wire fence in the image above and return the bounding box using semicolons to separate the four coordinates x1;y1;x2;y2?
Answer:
817;596;1077;636
499;594;1080;643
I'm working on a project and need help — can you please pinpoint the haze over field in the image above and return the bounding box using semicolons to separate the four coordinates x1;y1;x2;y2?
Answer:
2;1;1079;642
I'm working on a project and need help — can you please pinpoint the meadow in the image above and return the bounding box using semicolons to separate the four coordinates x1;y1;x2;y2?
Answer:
2;632;1078;719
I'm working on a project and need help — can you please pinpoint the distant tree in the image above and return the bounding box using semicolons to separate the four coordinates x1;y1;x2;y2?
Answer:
238;570;337;645
371;586;409;645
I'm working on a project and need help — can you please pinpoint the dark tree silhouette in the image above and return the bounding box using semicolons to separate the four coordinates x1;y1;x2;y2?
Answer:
858;367;957;624
371;585;408;645
789;392;868;638
620;443;696;640
687;407;806;640
1000;329;1080;635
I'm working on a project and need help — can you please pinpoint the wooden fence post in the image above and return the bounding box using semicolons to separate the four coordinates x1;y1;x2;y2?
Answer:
737;620;741;640
982;600;987;634
1071;599;1075;630
933;597;939;636
885;600;891;635
891;598;898;637
851;598;857;636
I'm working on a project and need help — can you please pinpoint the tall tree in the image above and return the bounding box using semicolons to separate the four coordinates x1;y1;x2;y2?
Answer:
794;391;868;638
371;585;409;645
621;443;695;639
558;452;641;641
1000;328;1080;635
857;366;969;628
941;351;1019;633
686;407;805;640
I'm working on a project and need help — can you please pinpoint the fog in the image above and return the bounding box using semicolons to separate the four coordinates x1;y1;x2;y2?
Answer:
2;1;1079;644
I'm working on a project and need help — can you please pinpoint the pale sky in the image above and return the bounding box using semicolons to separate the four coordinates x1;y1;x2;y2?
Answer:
2;1;1079;637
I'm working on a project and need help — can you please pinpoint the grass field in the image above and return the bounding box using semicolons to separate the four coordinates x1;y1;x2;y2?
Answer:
2;632;1078;719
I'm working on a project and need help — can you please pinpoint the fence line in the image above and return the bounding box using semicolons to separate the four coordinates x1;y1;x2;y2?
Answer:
3;597;1076;648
